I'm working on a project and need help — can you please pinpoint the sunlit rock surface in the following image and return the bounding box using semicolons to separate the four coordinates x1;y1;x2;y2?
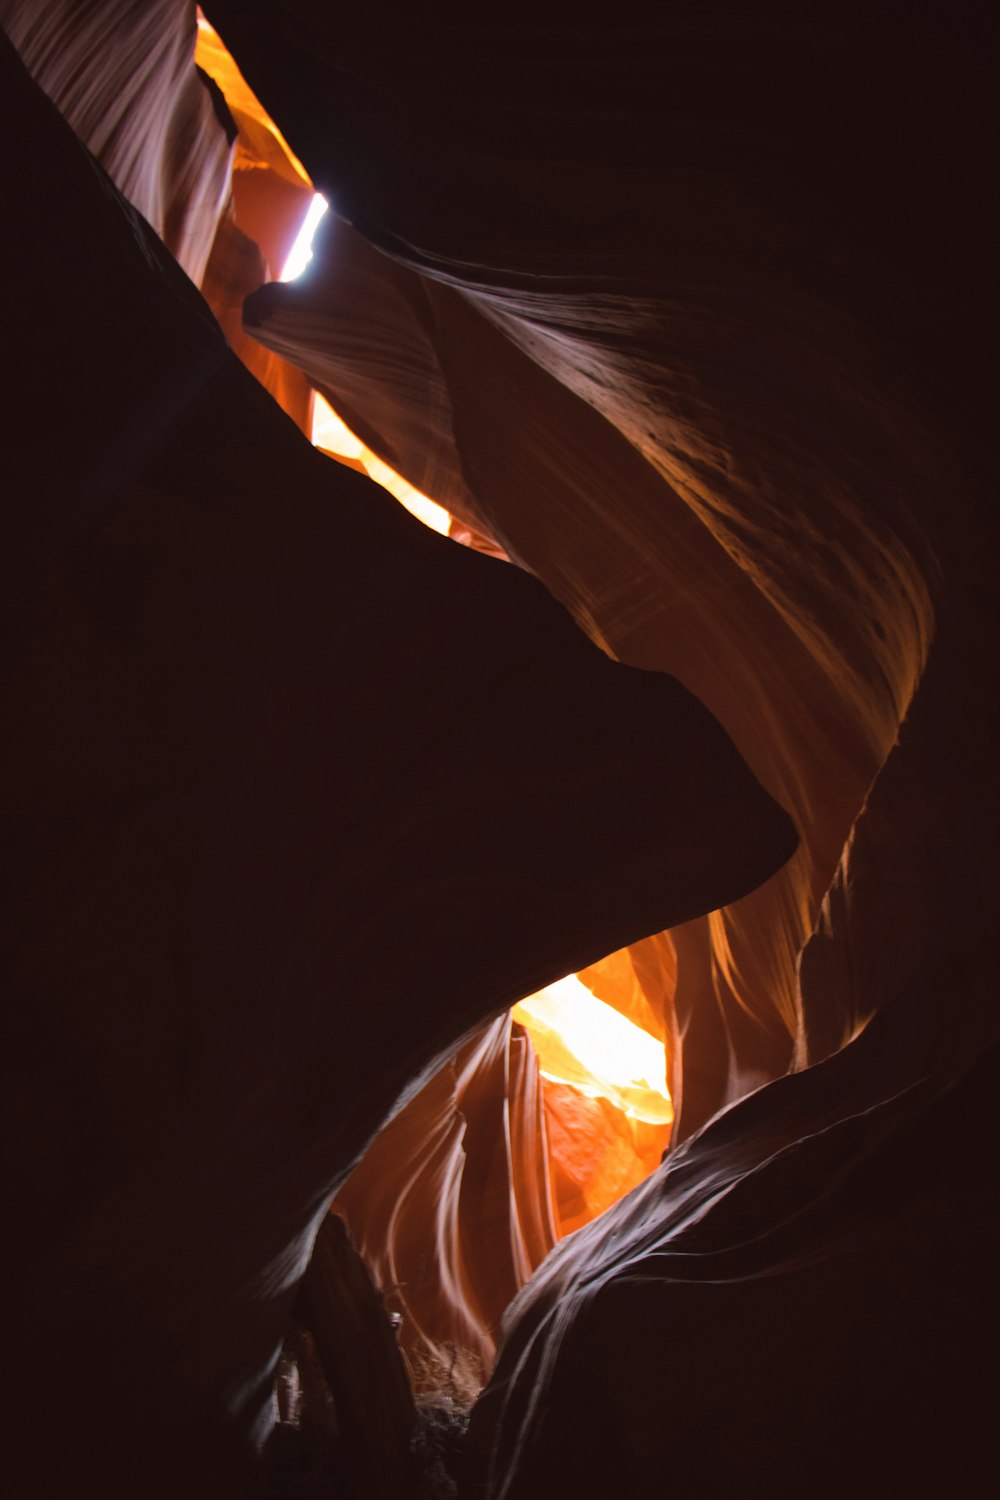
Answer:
1;0;316;431
193;12;315;433
3;1;997;1493
203;1;995;1489
2;0;233;284
244;214;483;532
467;621;1000;1495
335;1015;558;1388
1;18;797;1493
217;5;957;1138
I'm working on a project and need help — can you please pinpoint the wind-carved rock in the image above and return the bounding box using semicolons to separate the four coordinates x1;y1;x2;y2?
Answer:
1;28;795;1494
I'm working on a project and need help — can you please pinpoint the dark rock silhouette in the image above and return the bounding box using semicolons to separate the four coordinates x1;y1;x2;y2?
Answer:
2;17;794;1493
3;2;997;1494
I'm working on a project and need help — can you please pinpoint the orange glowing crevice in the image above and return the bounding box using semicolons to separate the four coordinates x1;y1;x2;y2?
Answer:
513;973;673;1236
197;8;668;1248
312;393;454;535
194;15;452;536
194;12;311;188
193;12;315;431
513;974;673;1125
541;1079;671;1236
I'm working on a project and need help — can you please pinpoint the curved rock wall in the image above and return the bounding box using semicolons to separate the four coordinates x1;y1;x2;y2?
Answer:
220;3;959;1136
335;1015;557;1388
4;1;996;1492
2;19;796;1489
1;0;233;284
199;2;999;1489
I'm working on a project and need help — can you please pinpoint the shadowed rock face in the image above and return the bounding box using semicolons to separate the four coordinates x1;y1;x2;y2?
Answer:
1;20;796;1493
211;1;989;1134
3;2;997;1494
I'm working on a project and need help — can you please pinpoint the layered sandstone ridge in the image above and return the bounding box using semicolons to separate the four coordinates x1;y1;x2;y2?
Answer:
3;3;996;1495
223;4;959;1135
3;10;797;1492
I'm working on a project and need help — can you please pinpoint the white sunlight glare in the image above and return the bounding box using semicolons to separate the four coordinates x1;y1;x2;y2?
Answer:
280;193;329;281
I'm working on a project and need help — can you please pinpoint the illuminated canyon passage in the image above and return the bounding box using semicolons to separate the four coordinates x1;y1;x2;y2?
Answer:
3;4;997;1498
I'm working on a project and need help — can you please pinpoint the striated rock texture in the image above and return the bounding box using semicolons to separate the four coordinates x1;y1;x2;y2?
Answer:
0;1;317;433
194;12;316;433
214;2;969;1136
1;0;234;285
3;0;997;1493
200;1;997;1490
1;21;796;1494
466;611;1000;1495
335;1015;558;1388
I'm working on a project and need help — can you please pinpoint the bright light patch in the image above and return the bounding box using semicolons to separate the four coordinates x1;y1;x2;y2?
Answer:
311;395;364;461
513;975;673;1125
194;13;311;187
281;194;329;281
361;451;453;535
311;394;453;535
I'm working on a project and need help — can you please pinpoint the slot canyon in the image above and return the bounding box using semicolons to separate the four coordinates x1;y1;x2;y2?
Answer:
2;4;996;1496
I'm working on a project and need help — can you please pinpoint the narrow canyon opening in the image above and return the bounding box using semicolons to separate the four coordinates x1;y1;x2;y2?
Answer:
4;5;995;1499
187;29;683;1397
